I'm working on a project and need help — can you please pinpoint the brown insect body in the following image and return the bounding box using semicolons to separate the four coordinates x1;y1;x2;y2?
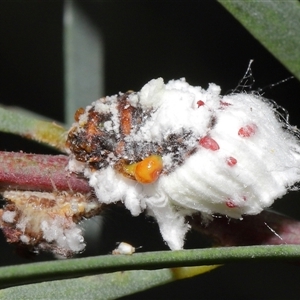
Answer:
67;92;197;177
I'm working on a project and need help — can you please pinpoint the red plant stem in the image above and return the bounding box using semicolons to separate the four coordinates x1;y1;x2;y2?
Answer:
0;151;90;193
190;210;300;246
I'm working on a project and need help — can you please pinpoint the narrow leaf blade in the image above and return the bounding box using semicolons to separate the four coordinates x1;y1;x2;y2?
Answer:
0;266;219;300
218;0;300;81
0;106;67;152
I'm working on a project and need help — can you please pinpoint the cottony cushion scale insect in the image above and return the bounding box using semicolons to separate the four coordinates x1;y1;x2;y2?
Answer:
67;78;300;250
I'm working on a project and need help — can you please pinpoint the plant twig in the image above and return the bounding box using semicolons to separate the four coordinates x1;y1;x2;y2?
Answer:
0;151;90;193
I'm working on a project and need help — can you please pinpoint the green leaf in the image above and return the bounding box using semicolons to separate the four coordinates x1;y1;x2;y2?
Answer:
218;0;300;81
0;266;219;300
1;245;300;289
0;106;67;152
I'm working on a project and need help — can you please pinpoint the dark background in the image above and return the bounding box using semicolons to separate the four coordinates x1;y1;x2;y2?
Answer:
1;1;300;298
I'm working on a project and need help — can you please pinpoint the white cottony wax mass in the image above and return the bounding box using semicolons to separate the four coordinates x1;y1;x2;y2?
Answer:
67;78;300;250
